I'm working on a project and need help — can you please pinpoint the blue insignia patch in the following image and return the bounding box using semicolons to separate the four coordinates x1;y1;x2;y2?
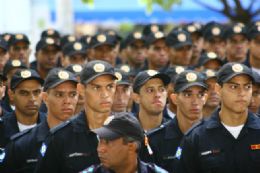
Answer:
0;148;5;163
40;143;47;157
175;146;182;160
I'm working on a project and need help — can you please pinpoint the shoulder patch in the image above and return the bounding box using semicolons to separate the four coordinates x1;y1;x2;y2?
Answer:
50;120;71;134
185;119;204;136
10;128;32;141
147;120;171;136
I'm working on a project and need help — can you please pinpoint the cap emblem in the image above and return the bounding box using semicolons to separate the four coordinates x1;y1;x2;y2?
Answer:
147;70;158;76
15;34;24;40
97;34;106;43
177;33;187;42
12;60;21;67
186;72;197;82
46;38;54;44
93;63;105;73
212;27;221;35
133;32;142;39
154;32;164;39
21;70;32;78
73;42;82;50
115;72;122;81
187;25;196;32
233;26;242;33
175;66;185;74
68;36;76;42
206;70;215;77
232;64;243;73
151;25;159;32
58;71;69;79
207;52;217;59
47;30;54;35
104;116;115;125
72;65;83;73
120;65;130;73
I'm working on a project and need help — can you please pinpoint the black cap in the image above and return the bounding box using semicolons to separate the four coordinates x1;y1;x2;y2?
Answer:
116;64;136;77
62;41;86;56
224;23;248;39
80;60;117;84
0;38;8;51
104;29;122;41
60;35;77;48
202;69;217;80
247;23;260;40
124;31;146;46
166;30;192;48
65;64;83;76
142;24;164;36
3;59;27;78
43;68;78;91
203;22;225;41
198;52;223;67
165;66;186;83
183;23;203;35
79;35;92;48
10;69;44;90
252;71;260;84
133;70;170;93
9;34;30;46
93;112;144;142
114;68;131;85
41;29;60;40
90;33;117;48
174;70;208;93
217;62;254;84
146;31;166;45
36;37;61;52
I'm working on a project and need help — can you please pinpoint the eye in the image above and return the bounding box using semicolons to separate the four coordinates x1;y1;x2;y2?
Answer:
92;86;99;91
244;84;252;90
146;88;154;93
19;90;29;96
107;84;114;90
183;93;191;97
69;92;77;97
55;92;63;97
229;85;237;89
158;87;166;92
198;93;205;98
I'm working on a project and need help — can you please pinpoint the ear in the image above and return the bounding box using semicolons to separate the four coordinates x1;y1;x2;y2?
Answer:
170;93;177;105
203;92;208;105
128;142;137;153
41;92;48;104
214;83;221;96
77;83;85;96
132;93;140;104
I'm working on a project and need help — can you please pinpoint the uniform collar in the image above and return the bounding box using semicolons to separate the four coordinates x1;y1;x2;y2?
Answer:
165;117;183;139
72;110;91;133
36;120;50;142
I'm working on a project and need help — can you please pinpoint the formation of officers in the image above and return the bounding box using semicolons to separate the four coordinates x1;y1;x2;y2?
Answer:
0;20;260;173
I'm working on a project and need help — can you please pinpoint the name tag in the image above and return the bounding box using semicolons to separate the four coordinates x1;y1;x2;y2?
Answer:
200;149;221;156
251;144;260;150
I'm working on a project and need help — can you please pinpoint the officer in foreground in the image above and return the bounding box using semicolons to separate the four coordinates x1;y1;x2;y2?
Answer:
35;60;117;173
178;62;260;173
2;68;78;173
79;112;168;173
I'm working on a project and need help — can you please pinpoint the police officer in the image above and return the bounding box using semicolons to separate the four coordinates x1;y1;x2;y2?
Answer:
35;60;117;173
197;52;223;71
79;112;168;173
140;70;208;172
202;69;220;118
1;68;78;173
178;62;260;173
40;29;61;41
132;70;170;131
166;30;193;67
112;68;132;113
8;34;31;66
0;69;45;149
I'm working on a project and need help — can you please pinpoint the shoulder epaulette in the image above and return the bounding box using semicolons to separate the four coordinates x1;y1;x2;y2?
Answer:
10;128;32;140
185;119;204;136
147;120;171;136
50;120;71;134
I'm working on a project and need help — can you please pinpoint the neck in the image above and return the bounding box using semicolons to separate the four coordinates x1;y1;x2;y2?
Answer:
47;114;62;129
85;108;110;129
176;111;201;134
168;103;177;114
113;157;137;173
203;105;216;118
15;110;38;125
148;62;159;71
138;109;163;131
37;65;49;79
250;55;260;68
219;106;248;126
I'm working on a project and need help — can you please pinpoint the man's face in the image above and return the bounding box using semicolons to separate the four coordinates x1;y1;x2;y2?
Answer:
220;75;252;114
249;35;260;60
36;46;60;70
204;37;226;58
205;78;220;108
147;39;169;68
93;44;116;66
226;34;248;62
81;75;116;113
173;86;207;121
44;81;78;122
112;84;132;112
137;78;167;116
127;40;147;67
62;54;87;67
248;84;260;113
203;60;222;71
0;48;9;72
9;42;31;65
97;138;130;170
191;33;204;60
169;45;192;66
10;80;42;117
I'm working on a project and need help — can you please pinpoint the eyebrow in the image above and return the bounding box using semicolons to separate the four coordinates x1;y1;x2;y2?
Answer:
226;82;252;85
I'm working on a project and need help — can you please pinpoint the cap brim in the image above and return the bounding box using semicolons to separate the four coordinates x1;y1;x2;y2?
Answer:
173;41;192;49
67;50;87;57
152;73;171;85
82;72;117;84
221;72;254;84
92;42;115;48
44;79;78;91
93;127;121;140
12;77;44;90
175;82;208;93
116;81;131;85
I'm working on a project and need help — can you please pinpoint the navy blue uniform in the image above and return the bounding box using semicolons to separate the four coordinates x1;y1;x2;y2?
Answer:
140;117;183;172
79;159;169;173
178;109;260;173
35;111;99;173
2;120;49;173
